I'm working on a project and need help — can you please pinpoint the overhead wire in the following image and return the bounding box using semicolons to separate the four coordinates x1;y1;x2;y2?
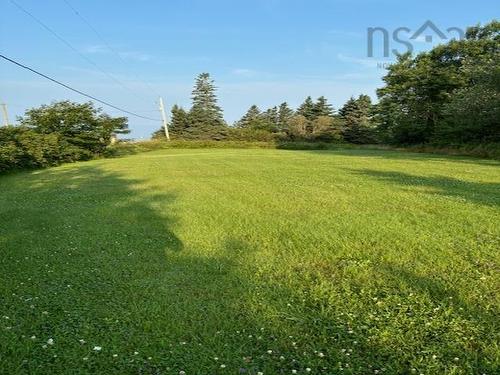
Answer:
0;54;160;121
10;0;157;107
61;0;162;99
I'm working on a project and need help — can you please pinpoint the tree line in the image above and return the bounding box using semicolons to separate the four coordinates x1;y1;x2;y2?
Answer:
155;20;499;146
153;74;377;144
1;21;498;172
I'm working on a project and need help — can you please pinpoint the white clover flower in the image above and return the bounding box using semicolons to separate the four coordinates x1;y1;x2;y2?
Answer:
220;364;226;368
292;370;297;374
134;351;139;355
93;346;102;351
179;371;186;375
47;338;54;345
79;339;85;344
257;372;263;375
267;350;273;354
306;368;311;372
318;352;325;357
113;354;118;358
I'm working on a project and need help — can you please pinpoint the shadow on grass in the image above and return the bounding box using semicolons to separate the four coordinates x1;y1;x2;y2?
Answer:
0;165;184;373
376;262;498;324
300;147;500;167
347;168;500;207
0;165;497;374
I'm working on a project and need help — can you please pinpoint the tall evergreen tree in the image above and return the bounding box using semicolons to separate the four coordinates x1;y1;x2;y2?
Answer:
189;73;225;132
313;96;334;118
277;102;294;131
261;106;279;130
170;105;191;136
339;95;375;144
297;96;315;121
236;105;261;128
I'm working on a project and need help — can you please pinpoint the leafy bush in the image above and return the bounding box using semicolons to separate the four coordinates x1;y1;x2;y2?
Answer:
0;101;129;173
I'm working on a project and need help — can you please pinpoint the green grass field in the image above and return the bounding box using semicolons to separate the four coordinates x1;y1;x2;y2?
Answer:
1;148;499;374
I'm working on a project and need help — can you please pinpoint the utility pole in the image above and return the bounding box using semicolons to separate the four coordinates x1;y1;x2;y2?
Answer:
1;103;10;126
158;97;170;141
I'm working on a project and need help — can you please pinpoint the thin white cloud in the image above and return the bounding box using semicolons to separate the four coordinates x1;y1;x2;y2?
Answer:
83;44;153;62
118;51;152;62
83;44;107;54
231;68;259;77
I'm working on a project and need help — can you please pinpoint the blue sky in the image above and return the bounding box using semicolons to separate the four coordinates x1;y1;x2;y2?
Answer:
0;0;497;138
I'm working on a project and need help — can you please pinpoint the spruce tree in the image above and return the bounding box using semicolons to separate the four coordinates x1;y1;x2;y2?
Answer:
277;102;294;131
297;96;315;121
170;105;191;136
237;105;261;128
313;96;334;118
189;73;225;134
339;95;375;144
261;106;279;130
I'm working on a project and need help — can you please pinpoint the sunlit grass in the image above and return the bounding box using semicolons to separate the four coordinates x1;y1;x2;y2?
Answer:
1;148;499;374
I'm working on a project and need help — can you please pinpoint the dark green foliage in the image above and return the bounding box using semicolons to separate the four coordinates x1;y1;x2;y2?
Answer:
292;96;337;139
296;96;316;121
152;105;192;139
170;105;191;136
376;20;500;145
277;102;294;132
236;105;279;134
434;54;500;144
20;101;129;154
152;73;228;140
236;105;262;128
189;72;225;133
0;101;129;172
339;95;376;144
313;96;334;118
1;126;61;171
261;106;279;131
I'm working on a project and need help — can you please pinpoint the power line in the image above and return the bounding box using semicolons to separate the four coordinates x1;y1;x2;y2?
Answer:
0;54;160;122
62;0;161;98
10;0;155;106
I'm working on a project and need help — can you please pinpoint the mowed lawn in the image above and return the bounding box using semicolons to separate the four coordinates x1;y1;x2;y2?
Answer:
0;148;499;375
